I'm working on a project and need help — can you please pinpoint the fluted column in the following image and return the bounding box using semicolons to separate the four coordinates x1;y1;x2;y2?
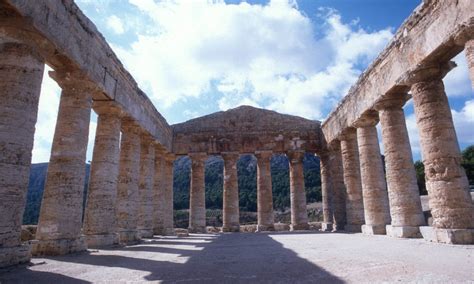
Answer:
137;134;155;238
255;151;274;231
375;95;425;238
466;39;474;89
0;42;44;267
188;152;207;233
328;141;347;231
83;103;122;247
339;128;365;233
319;153;334;232
162;153;176;235
353;111;391;235
34;72;95;255
152;147;166;235
116;120;141;244
288;151;309;231
411;65;474;244
222;152;240;232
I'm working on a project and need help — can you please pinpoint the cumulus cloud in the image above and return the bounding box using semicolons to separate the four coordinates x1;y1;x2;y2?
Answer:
106;15;125;34
112;0;393;121
444;51;472;97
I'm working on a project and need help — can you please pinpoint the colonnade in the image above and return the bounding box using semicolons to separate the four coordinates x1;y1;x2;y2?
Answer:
186;151;310;233
321;56;474;243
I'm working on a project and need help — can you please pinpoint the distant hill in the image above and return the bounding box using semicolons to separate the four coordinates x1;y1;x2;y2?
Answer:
23;154;321;225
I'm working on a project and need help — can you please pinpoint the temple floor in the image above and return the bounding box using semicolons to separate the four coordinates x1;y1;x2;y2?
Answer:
0;231;472;283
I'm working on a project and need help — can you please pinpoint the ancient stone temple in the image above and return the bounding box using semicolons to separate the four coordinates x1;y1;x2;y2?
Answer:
0;0;473;269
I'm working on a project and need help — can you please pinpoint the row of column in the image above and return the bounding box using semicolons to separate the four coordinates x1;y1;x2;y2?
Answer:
321;63;474;243
186;150;309;233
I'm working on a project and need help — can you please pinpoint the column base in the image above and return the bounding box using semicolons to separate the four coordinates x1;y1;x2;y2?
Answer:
138;229;154;238
320;223;333;232
344;224;363;233
420;226;474;244
290;223;309;231
361;224;386;235
85;233;119;248
188;226;207;234
386;225;421;238
32;236;87;256
117;230;140;245
152;227;175;236
222;225;240;232
256;224;275;232
332;223;345;232
0;244;31;268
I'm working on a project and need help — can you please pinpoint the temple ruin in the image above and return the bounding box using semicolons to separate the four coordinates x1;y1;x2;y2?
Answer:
1;0;473;268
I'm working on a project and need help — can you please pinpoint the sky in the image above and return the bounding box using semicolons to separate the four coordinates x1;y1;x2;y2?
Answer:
32;0;473;164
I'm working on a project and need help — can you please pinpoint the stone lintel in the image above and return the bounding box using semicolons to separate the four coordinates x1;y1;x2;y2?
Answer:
361;224;386;235
386;225;422;239
420;226;474;245
352;110;379;128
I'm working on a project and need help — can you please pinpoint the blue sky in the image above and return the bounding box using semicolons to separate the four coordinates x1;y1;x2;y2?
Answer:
32;0;473;163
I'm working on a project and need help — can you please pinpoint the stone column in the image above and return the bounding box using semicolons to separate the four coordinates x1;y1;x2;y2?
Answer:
0;42;44;267
83;103;122;247
152;147;166;235
319;153;334;232
221;152;240;232
34;72;95;255
465;39;474;89
162;153;176;235
375;95;425;238
137;134;155;238
116;120;142;244
339;128;365;233
328;141;347;231
188;152;207;233
353;111;391;235
411;66;474;244
255;151;274;232
288;151;309;231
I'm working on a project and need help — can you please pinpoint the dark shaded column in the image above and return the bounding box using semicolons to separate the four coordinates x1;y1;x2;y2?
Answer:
188;153;207;233
137;134;156;238
319;153;334;232
288;151;309;231
255;151;274;232
162;153;176;235
328;141;347;231
221;152;240;232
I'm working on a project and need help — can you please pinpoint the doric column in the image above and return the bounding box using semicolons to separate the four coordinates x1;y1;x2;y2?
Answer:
152;147;166;235
288;151;309;231
83;103;123;247
410;65;474;244
137;134;155;238
328;141;347;231
339;128;365;233
255;151;274;231
162;153;176;235
319;153;334;232
221;152;240;232
34;72;95;255
188;152;207;233
0;42;44;267
465;39;474;89
375;94;425;238
353;111;391;235
116;120;142;244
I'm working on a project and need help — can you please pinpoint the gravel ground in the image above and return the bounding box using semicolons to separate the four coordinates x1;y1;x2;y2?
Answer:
0;232;473;283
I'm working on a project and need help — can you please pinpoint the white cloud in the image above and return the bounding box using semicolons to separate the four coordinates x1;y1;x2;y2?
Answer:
112;0;392;121
106;15;125;34
444;51;472;97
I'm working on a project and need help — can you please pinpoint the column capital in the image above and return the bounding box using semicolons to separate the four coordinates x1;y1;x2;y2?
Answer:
221;151;240;161
338;127;357;141
352;110;379;128
373;93;410;111
154;143;167;155
49;70;99;93
164;152;176;163
92;101;124;117
188;152;208;161
140;131;155;144
287;150;305;163
402;61;455;86
255;150;273;160
328;139;341;152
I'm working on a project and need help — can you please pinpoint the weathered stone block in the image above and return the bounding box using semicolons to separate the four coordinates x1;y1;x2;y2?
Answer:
85;233;119;248
420;226;474;244
386;225;421;238
32;236;87;256
361;224;386;235
0;244;31;268
344;224;362;233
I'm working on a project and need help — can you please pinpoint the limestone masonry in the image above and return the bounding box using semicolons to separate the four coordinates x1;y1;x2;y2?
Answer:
0;0;473;269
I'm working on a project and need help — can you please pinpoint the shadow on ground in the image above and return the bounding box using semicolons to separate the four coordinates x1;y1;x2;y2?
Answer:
0;232;344;283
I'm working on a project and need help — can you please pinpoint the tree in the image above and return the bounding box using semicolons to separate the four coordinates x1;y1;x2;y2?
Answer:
461;145;474;186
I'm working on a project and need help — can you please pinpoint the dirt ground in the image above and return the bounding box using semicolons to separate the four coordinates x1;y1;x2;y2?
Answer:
1;231;472;283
